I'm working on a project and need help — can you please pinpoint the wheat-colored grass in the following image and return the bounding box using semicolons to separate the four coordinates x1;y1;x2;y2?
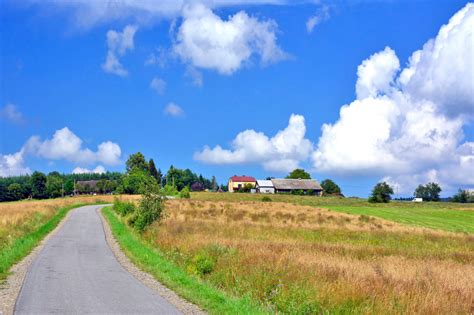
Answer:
145;199;474;314
0;195;140;247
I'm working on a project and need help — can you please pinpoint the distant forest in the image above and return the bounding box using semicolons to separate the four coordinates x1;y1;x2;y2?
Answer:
0;152;222;202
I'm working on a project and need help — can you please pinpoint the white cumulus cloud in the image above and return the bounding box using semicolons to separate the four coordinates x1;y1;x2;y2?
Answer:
0;150;31;177
1;127;122;177
194;114;313;172
173;3;287;75
313;3;474;193
72;165;106;174
102;25;138;76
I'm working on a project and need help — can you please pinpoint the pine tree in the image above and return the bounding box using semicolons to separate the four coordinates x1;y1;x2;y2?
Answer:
148;159;162;186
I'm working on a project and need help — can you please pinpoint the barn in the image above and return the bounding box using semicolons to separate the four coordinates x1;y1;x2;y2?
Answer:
271;179;323;196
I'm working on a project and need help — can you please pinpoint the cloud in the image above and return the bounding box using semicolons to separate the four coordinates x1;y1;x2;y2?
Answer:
164;102;184;117
194;114;313;172
313;3;474;192
0;103;25;124
355;47;400;100
185;66;203;87
72;165;106;174
22;127;122;166
173;3;287;75
22;0;294;29
0;150;31;177
306;5;330;33
145;47;168;68
0;127;122;177
150;77;166;95
102;25;138;76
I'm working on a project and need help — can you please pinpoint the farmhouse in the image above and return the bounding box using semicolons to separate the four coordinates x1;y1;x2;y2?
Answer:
256;180;275;194
271;178;323;195
228;175;256;192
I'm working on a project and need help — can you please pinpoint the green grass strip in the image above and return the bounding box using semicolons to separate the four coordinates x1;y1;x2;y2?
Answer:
0;202;103;280
102;206;267;315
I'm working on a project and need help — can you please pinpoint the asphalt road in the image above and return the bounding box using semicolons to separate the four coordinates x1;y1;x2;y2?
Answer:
14;205;181;315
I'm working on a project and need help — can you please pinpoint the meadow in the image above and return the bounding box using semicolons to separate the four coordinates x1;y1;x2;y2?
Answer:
1;193;473;313
191;192;474;233
135;195;473;314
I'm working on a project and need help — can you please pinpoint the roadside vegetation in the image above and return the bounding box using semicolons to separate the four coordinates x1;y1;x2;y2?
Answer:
0;195;139;280
108;196;474;314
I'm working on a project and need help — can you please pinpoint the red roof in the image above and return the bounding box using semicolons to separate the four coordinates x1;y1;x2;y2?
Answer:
230;175;256;182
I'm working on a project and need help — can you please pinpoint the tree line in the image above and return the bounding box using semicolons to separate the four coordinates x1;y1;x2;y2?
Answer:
0;152;217;202
368;181;473;203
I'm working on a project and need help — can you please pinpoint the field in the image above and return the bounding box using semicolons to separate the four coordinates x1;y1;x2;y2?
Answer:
191;192;474;233
1;194;473;313
135;194;473;314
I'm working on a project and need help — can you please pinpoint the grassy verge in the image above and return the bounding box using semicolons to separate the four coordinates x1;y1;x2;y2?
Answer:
102;206;266;315
0;202;92;280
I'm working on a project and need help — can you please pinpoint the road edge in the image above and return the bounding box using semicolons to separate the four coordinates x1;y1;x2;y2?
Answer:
97;206;205;315
0;205;77;315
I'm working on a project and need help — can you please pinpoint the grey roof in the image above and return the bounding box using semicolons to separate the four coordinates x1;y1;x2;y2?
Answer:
76;180;99;188
271;178;322;190
256;180;274;187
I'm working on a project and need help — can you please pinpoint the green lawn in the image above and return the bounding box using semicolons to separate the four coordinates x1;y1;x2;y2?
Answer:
191;192;474;233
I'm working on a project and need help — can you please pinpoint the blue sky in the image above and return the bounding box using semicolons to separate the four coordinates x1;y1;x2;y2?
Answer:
1;0;473;197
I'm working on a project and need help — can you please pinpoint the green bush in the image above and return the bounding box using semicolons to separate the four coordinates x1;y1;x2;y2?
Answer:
192;253;215;276
129;191;165;232
113;199;136;216
179;186;191;199
161;183;179;197
261;196;272;202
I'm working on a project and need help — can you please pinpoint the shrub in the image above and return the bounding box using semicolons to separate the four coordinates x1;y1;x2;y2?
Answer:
262;196;272;202
161;183;179;197
113;199;136;216
129;191;165;232
192;253;215;276
179;186;191;199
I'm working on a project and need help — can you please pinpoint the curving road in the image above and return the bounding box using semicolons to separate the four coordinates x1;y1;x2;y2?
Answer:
14;205;181;315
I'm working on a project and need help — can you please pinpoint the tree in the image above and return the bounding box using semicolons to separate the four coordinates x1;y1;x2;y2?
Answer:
30;171;47;199
414;182;442;201
369;182;394;203
451;189;474;203
46;173;63;198
148;159;162;185
7;183;23;201
286;169;311;180
126;152;149;173
120;169;158;195
320;179;341;195
211;176;217;192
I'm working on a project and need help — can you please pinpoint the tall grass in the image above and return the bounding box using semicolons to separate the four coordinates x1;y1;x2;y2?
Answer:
143;199;474;314
102;206;266;315
0;195;140;280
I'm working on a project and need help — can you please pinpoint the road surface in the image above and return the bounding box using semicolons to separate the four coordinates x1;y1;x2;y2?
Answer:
14;205;181;315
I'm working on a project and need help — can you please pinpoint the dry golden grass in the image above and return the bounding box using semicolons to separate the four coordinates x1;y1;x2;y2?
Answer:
0;195;140;248
0;195;139;228
144;199;474;314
